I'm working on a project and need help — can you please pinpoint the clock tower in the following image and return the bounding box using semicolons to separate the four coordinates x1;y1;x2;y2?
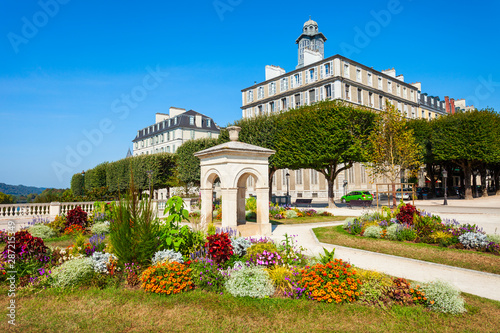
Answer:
296;18;327;69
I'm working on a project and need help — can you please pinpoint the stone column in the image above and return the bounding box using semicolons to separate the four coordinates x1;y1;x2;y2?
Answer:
49;202;61;219
221;188;238;228
255;187;271;235
237;186;246;224
200;188;213;229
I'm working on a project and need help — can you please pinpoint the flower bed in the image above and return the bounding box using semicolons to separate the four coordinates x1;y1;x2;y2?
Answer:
0;196;468;316
342;203;500;255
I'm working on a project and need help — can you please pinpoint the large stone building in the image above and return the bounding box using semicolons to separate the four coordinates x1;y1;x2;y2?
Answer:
132;107;220;156
240;19;451;201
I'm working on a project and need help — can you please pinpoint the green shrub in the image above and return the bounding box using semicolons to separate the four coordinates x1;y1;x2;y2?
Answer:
91;222;110;235
28;224;56;239
110;180;160;265
364;225;383;239
343;217;356;229
357;269;393;306
430;231;454;246
47;214;66;234
285;210;298;219
51;258;94;288
225;265;275;298
422;280;466;314
244;242;278;262
396;225;417;241
386;224;399;240
266;266;299;297
245;211;256;220
245;196;257;213
487;234;500;244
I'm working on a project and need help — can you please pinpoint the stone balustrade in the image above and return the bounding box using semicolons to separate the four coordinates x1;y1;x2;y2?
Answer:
0;197;200;221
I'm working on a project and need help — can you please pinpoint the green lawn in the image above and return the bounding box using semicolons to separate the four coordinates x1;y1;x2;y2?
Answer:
314;225;500;275
1;286;499;332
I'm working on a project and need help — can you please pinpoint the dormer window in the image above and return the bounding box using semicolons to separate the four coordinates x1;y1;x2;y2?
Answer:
189;116;194;125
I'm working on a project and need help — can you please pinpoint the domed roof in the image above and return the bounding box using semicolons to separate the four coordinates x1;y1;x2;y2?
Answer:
303;18;318;27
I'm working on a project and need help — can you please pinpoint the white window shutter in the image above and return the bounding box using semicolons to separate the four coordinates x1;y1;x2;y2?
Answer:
314;69;318;81
320;86;324;100
320;65;324;79
315;88;319;102
305;91;308;105
299;73;303;86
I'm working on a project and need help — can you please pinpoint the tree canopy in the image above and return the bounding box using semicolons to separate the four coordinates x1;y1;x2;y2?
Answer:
175;137;219;188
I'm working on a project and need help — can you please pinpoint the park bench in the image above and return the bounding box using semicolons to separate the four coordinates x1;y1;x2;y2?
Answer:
294;199;312;207
347;200;372;208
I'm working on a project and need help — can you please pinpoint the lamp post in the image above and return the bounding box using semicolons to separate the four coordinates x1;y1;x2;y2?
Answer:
146;170;153;199
343;180;348;197
442;170;448;206
81;170;85;197
286;171;290;206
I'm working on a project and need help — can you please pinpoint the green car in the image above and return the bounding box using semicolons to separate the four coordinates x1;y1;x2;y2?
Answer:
341;191;373;203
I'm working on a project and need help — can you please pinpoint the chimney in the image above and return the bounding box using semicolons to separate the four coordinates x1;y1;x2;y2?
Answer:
445;96;450;113
451;99;455;114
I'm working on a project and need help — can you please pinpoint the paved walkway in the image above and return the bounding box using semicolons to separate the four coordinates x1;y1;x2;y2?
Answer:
270;195;500;302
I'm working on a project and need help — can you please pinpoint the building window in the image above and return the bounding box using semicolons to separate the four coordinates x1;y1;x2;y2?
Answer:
281;98;288;110
311;170;318;185
296;169;303;185
269;82;276;96
309;89;315;104
247;90;254;103
357;88;362;104
270;101;275;112
378;77;382;89
324;63;331;77
361;165;367;184
428;112;432;120
272;174;276;186
308;68;316;83
411;107;416;118
367;72;372;86
397;102;402;112
325;84;332;98
397;84;401;96
410;90;414;101
294;93;301;107
190;130;195;139
344;63;350;77
404;104;408;117
189;116;194;125
345;85;350;100
387;81;392;93
369;92;374;107
207;119;211;127
379;95;383;109
348;168;354;183
293;74;301;87
167;146;171;153
356;68;361;82
258;105;263;115
422;110;425;118
280;78;288;91
257;86;264;99
403;87;407;99
173;145;176;153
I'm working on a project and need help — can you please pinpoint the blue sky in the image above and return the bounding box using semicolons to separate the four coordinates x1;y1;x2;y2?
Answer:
1;0;499;189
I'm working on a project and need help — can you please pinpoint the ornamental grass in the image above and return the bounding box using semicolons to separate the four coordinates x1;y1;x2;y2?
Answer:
298;259;362;304
140;262;194;295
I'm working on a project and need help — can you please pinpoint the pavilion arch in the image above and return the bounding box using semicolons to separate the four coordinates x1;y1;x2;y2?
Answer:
194;126;275;236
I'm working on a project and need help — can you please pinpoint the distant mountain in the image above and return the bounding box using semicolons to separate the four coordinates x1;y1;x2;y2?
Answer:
0;183;47;197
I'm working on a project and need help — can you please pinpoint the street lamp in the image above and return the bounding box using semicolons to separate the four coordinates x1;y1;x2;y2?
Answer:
442;170;448;206
286;171;290;206
343;180;348;197
81;171;85;196
146;170;153;199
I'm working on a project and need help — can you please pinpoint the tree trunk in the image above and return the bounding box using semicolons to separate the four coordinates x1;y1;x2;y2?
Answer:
480;167;488;197
463;165;473;200
327;180;337;208
472;172;478;198
494;168;500;195
392;182;397;208
268;169;275;202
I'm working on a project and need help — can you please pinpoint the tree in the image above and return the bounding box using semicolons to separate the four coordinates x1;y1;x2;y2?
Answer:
275;100;376;208
176;138;219;190
367;101;423;207
71;173;85;197
218;113;283;200
432;109;500;199
0;192;15;204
